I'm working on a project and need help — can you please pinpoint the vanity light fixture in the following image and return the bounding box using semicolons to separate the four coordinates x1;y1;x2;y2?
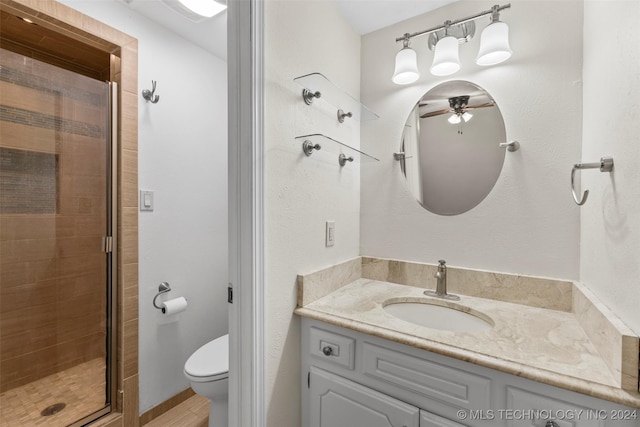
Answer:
392;35;420;85
476;7;512;66
392;3;512;84
430;28;461;76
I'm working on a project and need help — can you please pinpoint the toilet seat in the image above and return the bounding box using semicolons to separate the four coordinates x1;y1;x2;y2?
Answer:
184;334;229;383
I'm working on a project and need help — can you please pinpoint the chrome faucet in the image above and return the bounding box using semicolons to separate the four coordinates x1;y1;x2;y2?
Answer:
424;260;460;301
435;260;447;294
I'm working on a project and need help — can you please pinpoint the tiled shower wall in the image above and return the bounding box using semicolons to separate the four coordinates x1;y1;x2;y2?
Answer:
0;48;108;392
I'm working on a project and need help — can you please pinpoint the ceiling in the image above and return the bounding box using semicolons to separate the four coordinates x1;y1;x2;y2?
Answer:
120;0;228;60
334;0;458;35
121;0;458;61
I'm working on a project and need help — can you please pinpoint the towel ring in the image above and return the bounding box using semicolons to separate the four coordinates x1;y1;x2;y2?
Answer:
571;157;613;206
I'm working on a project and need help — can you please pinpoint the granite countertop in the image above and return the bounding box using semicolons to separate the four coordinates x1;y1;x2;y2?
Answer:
294;258;640;408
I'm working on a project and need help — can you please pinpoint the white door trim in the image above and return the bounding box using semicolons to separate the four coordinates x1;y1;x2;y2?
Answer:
227;0;265;425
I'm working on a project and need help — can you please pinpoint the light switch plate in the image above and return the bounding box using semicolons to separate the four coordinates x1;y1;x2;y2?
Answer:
326;221;335;247
140;190;154;211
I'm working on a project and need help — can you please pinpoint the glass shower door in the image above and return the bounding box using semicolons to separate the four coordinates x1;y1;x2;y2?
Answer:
0;47;114;426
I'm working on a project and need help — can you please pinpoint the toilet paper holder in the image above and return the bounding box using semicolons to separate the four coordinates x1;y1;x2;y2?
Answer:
153;282;172;312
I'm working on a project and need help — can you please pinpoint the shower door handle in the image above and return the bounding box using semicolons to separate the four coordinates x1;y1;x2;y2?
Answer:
102;236;113;253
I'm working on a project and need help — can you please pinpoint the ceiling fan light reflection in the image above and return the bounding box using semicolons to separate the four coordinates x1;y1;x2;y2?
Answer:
448;114;462;124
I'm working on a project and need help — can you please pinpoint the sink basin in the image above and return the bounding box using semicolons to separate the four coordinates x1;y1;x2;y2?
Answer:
383;300;493;333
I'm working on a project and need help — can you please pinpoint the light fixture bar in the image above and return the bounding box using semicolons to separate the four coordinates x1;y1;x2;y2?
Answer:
394;3;511;43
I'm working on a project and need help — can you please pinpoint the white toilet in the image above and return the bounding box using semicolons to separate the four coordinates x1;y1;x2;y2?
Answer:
184;334;229;427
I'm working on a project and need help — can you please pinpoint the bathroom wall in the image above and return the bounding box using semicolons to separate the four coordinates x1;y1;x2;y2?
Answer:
581;1;640;335
360;0;583;280
58;0;229;412
264;0;362;425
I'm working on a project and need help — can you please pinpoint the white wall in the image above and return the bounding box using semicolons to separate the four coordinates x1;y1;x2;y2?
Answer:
264;0;362;425
581;1;640;335
57;0;229;412
361;0;583;279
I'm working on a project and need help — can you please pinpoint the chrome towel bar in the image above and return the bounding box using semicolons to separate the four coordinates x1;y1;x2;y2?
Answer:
571;156;614;206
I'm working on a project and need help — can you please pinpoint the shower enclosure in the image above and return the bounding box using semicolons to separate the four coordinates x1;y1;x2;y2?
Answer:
0;46;117;426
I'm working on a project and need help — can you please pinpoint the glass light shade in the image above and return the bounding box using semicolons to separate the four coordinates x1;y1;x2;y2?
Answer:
430;36;461;76
392;47;420;85
448;113;462;124
476;21;512;66
177;0;226;18
462;111;473;122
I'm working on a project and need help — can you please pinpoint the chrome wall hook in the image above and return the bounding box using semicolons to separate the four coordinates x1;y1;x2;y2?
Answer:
302;89;321;105
142;80;160;103
302;140;322;156
339;154;354;166
571;156;614;206
337;109;353;123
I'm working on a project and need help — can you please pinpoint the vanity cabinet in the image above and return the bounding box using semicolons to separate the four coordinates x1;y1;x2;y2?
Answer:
309;367;420;427
301;318;639;427
309;366;466;427
421;411;467;427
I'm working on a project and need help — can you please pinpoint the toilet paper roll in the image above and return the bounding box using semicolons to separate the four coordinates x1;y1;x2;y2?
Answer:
161;296;188;315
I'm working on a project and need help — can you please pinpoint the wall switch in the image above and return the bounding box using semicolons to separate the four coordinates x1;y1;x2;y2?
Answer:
326;221;335;247
140;190;154;211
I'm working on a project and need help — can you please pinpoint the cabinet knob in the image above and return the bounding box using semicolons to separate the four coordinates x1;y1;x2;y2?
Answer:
322;346;334;356
545;421;559;427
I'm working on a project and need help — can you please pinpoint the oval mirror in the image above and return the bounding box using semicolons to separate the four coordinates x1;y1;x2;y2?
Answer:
399;80;507;215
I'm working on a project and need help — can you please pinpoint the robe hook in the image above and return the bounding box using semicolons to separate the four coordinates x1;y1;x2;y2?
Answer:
142;80;160;103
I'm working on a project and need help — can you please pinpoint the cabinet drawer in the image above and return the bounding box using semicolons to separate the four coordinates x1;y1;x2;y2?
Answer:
506;387;601;427
362;342;491;410
421;410;468;427
309;326;355;370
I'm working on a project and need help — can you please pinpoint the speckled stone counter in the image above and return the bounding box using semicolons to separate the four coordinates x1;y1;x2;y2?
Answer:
294;257;640;408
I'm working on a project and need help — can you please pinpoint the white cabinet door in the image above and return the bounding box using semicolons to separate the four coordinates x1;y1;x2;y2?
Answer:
506;387;602;427
309;367;420;427
421;410;468;427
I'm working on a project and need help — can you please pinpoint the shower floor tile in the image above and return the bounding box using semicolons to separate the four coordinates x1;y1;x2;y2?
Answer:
0;358;106;427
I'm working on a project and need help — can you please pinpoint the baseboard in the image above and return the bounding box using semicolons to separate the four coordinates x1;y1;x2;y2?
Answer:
139;388;195;425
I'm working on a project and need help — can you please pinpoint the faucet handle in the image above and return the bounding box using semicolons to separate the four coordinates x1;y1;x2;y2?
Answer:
438;260;446;267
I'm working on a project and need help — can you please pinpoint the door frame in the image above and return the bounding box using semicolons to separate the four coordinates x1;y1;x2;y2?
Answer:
227;0;265;425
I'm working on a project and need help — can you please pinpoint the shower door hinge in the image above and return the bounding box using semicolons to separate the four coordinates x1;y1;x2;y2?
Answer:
102;236;113;253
